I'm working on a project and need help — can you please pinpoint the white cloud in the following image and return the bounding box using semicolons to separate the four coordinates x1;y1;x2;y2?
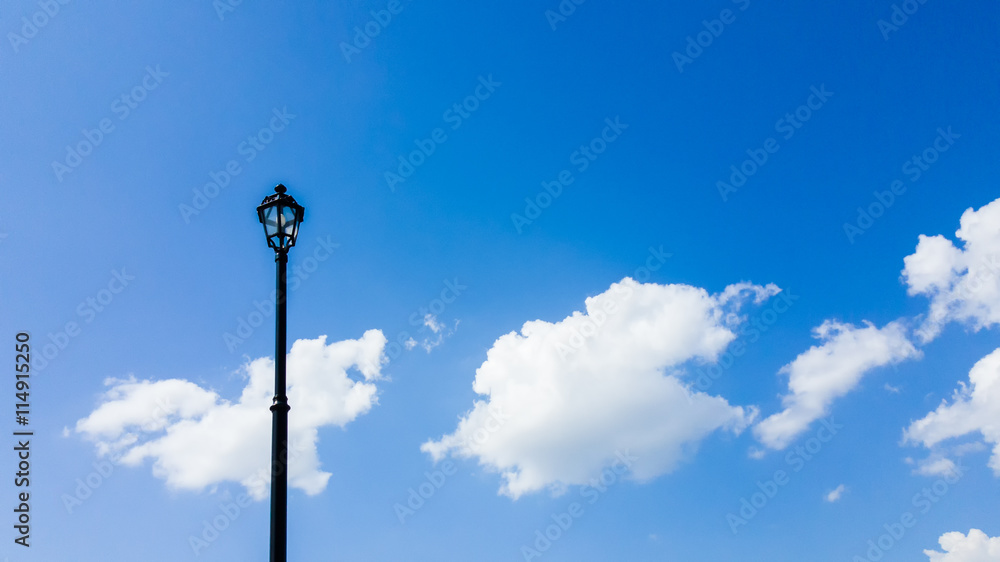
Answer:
825;484;846;503
955;442;988;456
424;313;445;334
75;331;387;500
903;197;1000;343
904;348;1000;476
410;313;458;353
925;529;1000;562
754;320;920;450
914;456;960;478
422;278;778;499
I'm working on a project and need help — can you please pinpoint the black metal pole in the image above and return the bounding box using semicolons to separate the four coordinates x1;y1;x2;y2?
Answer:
269;251;290;562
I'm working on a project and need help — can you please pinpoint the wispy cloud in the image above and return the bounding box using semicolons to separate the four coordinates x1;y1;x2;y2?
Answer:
825;484;846;503
409;313;459;353
754;320;919;450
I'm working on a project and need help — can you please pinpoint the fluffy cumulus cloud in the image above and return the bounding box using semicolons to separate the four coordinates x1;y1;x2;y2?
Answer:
75;331;386;500
925;529;1000;562
754;320;919;450
904;348;1000;476
903;197;1000;343
751;198;1000;453
422;278;779;498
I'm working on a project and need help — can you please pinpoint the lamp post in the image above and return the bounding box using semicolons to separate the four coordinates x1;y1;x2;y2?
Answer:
257;184;305;562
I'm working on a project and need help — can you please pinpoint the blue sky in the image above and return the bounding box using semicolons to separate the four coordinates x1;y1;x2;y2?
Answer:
2;1;1000;560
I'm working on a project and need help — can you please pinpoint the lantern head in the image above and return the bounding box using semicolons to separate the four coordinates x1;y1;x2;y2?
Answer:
257;184;305;253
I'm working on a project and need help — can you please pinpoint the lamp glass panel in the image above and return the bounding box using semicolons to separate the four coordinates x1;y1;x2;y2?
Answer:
281;206;297;237
263;206;280;238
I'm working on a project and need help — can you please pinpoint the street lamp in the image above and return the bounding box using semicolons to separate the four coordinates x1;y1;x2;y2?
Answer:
257;183;304;562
